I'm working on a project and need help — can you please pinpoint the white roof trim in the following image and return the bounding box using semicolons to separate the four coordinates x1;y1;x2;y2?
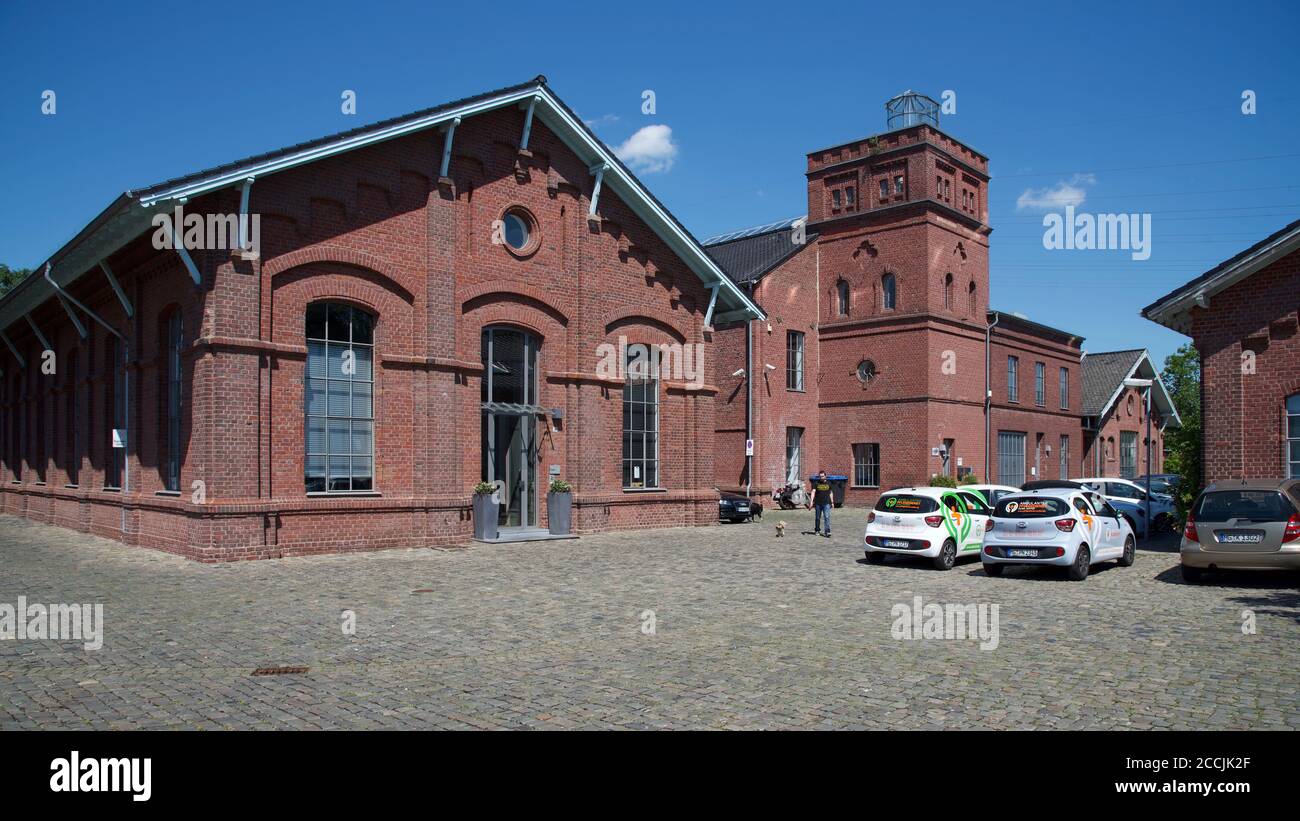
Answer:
1144;223;1300;333
1091;350;1182;429
3;81;764;333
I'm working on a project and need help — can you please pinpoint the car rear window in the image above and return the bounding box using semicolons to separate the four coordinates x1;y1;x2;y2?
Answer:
1195;490;1296;523
994;497;1069;518
875;494;939;514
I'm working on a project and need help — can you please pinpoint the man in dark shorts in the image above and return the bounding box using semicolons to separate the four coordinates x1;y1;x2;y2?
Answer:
807;470;833;538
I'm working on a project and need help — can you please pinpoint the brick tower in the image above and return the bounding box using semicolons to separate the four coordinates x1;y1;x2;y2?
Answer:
807;91;993;500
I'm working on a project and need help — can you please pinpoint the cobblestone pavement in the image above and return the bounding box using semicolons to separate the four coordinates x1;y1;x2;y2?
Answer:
2;509;1297;730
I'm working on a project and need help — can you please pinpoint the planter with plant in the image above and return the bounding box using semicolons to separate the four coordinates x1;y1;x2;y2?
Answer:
547;479;573;536
473;481;499;541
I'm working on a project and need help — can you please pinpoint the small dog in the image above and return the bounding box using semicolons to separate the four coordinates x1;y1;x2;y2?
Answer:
775;521;787;537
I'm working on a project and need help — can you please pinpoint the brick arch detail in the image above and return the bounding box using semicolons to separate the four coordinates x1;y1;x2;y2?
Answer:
264;245;413;302
456;281;569;326
602;310;689;344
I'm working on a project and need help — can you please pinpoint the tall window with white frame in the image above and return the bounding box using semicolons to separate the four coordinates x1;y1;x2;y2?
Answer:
1007;355;1019;403
164;311;184;492
1059;366;1069;409
786;330;805;391
852;443;879;488
1034;361;1045;406
305;303;375;493
1287;393;1300;478
785;427;803;485
622;348;659;489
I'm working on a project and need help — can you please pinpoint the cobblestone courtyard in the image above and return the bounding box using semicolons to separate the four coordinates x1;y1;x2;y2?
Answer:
2;509;1297;730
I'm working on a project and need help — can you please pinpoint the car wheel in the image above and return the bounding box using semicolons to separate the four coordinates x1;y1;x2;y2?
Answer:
865;551;885;564
1117;535;1135;567
1067;546;1091;581
932;539;957;571
1181;564;1205;583
984;562;1005;577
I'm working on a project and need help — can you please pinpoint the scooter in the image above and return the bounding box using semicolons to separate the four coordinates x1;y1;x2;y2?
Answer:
773;482;808;510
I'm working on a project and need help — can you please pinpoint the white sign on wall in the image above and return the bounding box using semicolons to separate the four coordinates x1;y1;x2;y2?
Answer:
745;439;754;457
112;429;127;449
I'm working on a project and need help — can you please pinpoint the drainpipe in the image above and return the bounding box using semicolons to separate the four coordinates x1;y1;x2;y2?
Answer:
745;282;754;500
984;311;1000;482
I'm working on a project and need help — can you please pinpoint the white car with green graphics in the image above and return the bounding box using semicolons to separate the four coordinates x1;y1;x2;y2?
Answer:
864;486;993;570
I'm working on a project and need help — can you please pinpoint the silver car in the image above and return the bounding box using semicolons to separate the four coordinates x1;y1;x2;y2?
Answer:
1180;479;1300;582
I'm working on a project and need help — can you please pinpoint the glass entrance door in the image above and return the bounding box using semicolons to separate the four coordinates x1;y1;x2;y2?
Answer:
481;328;539;530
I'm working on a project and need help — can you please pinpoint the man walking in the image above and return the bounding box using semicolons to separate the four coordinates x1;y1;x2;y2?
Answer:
807;470;833;538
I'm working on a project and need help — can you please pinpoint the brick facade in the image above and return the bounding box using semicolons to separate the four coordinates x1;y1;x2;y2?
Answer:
0;99;732;561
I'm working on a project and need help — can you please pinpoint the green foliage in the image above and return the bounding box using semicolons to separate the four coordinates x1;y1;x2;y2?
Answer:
473;481;497;495
0;264;32;297
1161;343;1201;522
958;473;979;486
928;474;957;488
549;479;572;493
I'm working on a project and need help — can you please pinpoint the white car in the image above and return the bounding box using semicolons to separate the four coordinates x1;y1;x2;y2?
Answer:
982;488;1136;580
961;484;1021;506
864;486;992;570
1073;477;1176;535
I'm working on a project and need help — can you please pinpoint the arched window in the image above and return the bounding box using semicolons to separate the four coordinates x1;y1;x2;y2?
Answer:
1287;393;1299;478
943;273;953;310
305;303;375;493
968;281;977;317
836;279;850;317
882;273;896;311
623;342;660;489
163;311;184;492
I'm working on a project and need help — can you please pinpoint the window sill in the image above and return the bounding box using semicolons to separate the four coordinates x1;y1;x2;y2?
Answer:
65;484;79;489
306;491;382;497
850;485;879;490
103;487;121;493
33;482;46;487
155;490;181;497
622;487;666;493
787;388;807;394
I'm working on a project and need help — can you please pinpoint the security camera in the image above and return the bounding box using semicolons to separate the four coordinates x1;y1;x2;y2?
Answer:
732;368;746;377
764;363;776;370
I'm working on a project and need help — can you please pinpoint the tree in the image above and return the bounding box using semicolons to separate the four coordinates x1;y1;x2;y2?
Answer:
0;264;32;296
1161;343;1201;521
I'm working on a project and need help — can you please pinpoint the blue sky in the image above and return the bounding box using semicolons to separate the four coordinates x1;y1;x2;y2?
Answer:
2;0;1297;366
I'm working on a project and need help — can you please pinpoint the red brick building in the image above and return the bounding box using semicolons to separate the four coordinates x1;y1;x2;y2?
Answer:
0;77;763;560
1143;218;1300;482
1079;349;1178;479
707;92;1088;503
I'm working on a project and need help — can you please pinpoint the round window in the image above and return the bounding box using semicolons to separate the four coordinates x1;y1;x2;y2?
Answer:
856;359;877;383
499;207;538;256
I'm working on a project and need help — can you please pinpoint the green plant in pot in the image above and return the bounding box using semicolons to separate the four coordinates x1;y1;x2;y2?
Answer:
547;478;573;536
472;481;499;541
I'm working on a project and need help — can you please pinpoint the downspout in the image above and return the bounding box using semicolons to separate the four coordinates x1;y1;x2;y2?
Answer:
984;311;1000;482
745;281;754;500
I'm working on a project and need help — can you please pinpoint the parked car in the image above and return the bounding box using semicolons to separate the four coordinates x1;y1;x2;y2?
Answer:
863;487;990;570
1180;479;1300;582
1136;473;1181;497
961;484;1021;506
982;487;1136;581
718;491;761;523
1073;477;1175;536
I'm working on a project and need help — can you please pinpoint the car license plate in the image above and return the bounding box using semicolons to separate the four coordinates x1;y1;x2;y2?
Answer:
735;506;748;513
882;539;910;548
1217;531;1262;544
1007;548;1039;558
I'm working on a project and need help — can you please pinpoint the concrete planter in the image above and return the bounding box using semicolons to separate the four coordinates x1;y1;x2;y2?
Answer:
473;494;499;541
547;492;572;536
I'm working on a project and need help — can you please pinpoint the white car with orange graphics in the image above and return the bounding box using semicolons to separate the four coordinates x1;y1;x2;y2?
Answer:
864;487;993;570
981;487;1136;581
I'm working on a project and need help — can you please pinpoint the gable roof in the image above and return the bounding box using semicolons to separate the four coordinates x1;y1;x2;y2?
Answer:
703;217;817;285
0;76;764;335
1142;217;1300;334
1082;348;1181;428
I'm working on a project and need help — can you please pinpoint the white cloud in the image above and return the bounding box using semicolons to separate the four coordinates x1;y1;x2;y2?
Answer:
1016;173;1096;211
615;124;678;174
584;113;620;129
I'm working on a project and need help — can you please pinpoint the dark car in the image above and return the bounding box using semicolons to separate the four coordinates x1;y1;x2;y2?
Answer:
718;491;761;523
1136;473;1181;496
